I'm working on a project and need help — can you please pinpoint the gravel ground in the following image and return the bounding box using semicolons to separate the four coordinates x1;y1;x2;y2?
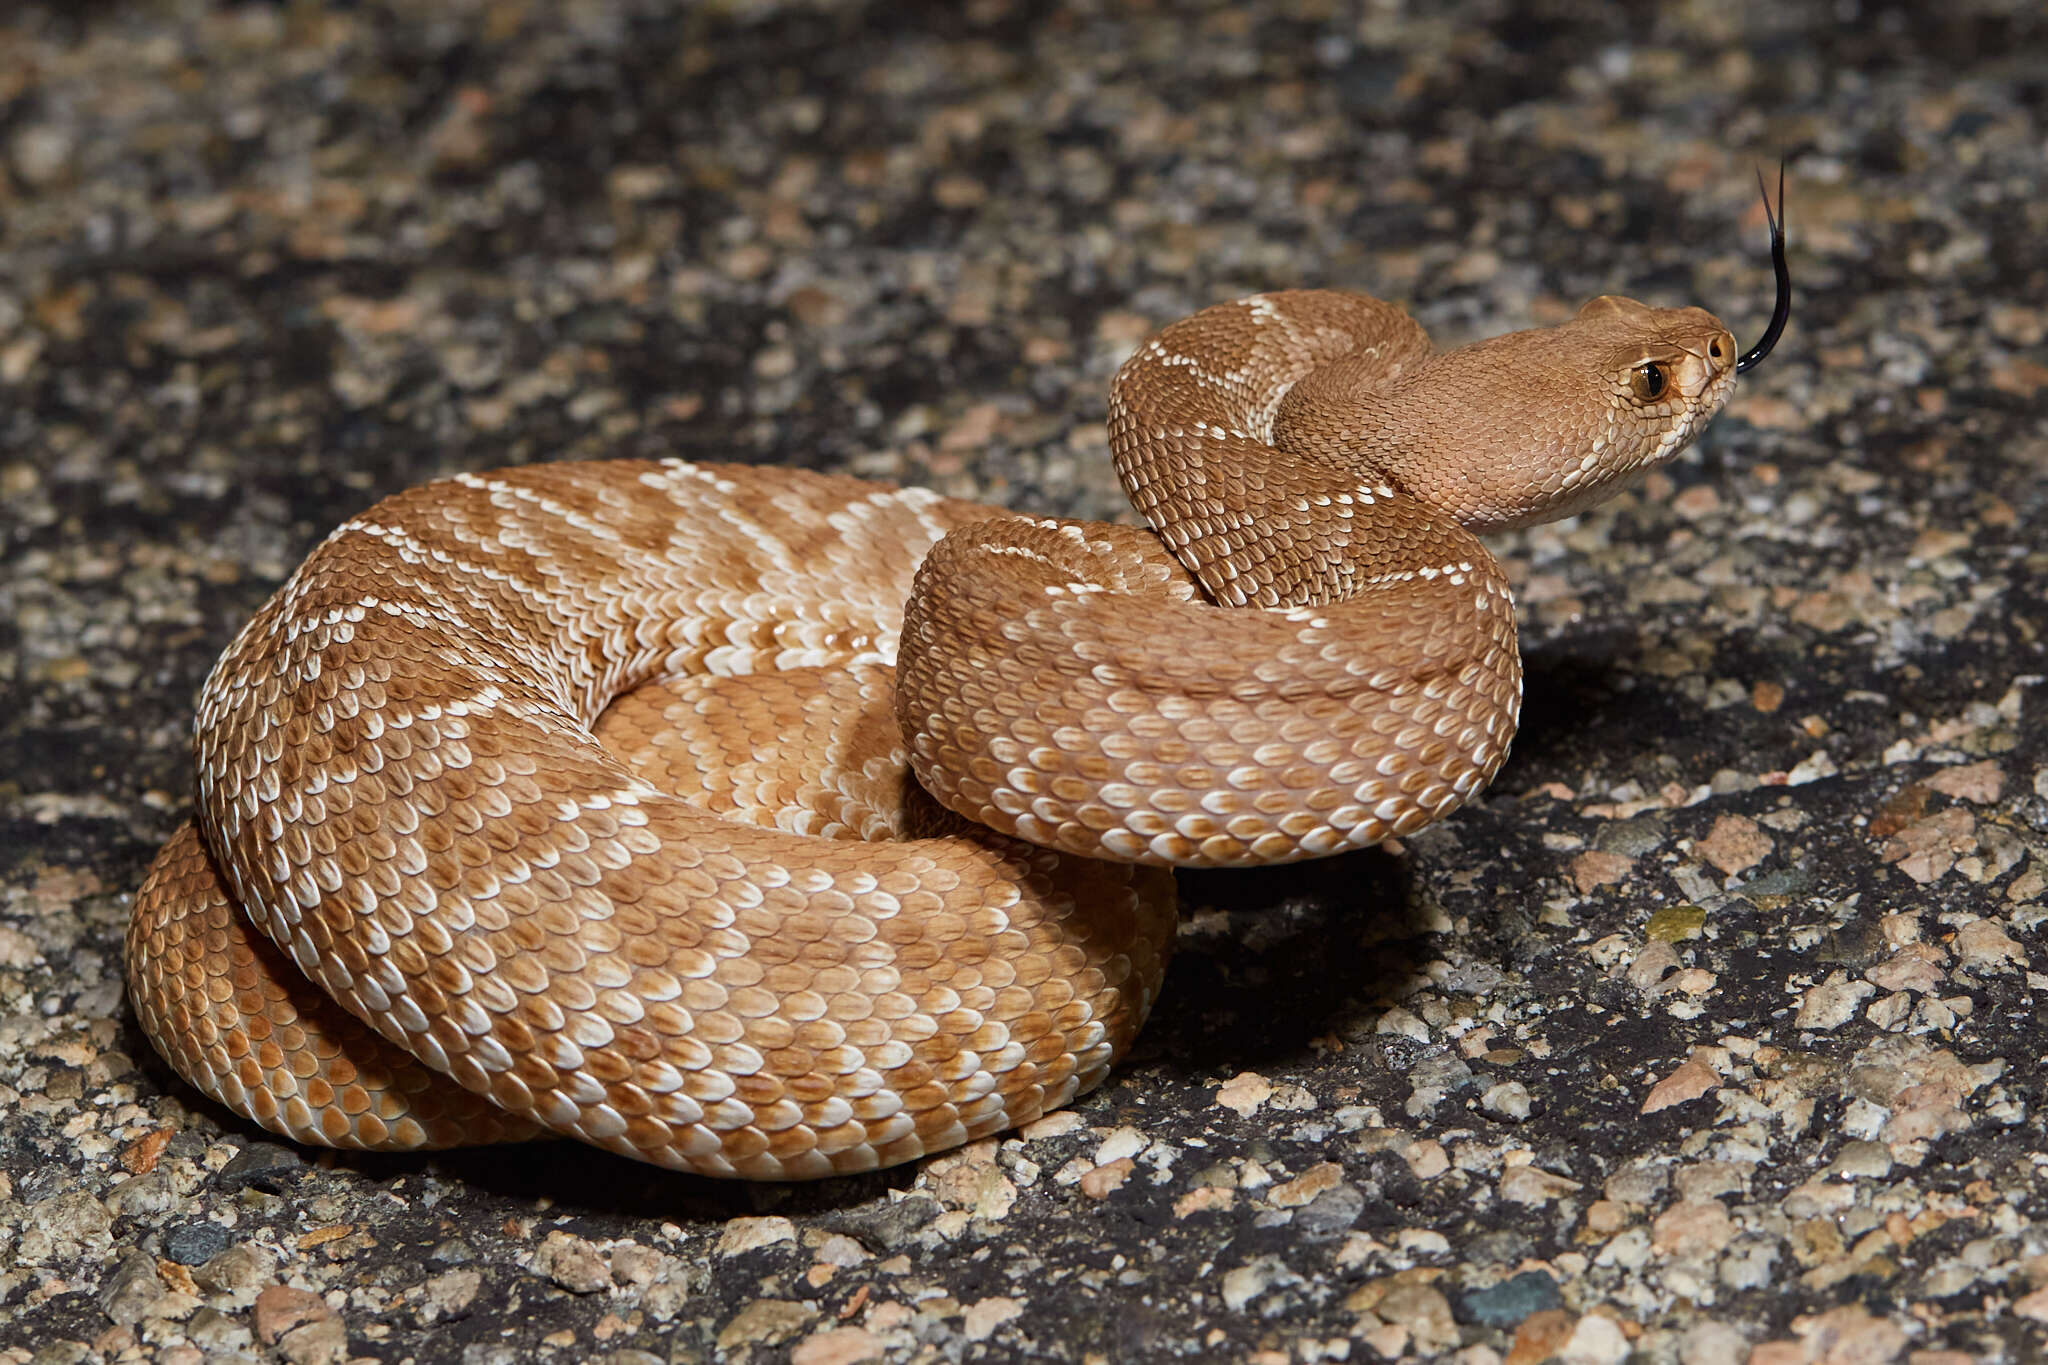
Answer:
3;2;2047;1362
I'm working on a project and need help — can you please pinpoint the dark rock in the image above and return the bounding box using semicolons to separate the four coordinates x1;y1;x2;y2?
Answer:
215;1143;305;1192
823;1195;941;1251
1816;916;1886;967
161;1219;233;1265
1455;1270;1565;1328
1736;867;1813;900
1296;1183;1366;1237
1593;817;1667;857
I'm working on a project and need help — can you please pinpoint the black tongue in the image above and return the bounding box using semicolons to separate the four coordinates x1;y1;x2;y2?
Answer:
1735;164;1789;375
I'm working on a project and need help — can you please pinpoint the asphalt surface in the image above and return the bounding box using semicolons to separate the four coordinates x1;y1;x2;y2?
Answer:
2;3;2046;1362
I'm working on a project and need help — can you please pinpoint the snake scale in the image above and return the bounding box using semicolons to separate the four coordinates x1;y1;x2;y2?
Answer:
127;188;1788;1179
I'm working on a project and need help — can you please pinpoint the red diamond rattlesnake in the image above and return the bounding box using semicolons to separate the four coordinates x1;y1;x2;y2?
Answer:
127;229;1785;1178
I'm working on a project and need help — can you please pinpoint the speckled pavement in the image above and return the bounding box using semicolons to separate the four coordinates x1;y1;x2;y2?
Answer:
3;3;2045;1363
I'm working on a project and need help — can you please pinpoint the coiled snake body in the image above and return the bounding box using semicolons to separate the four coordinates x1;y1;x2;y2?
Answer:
129;247;1783;1177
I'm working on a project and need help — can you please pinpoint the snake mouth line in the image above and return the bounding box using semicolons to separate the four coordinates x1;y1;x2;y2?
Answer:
1735;163;1789;375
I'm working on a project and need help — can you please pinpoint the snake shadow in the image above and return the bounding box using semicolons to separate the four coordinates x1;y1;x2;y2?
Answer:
120;1041;932;1225
1126;629;1669;1078
1134;849;1425;1075
1510;626;1685;778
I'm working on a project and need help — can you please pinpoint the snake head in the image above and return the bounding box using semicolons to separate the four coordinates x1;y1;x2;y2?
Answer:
1548;294;1744;511
1349;298;1741;533
1432;174;1789;531
1507;295;1743;525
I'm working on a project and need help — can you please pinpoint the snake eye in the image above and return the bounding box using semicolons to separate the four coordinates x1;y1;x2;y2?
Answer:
1630;362;1667;402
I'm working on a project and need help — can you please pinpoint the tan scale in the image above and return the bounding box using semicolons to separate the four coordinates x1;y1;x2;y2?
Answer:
129;282;1757;1179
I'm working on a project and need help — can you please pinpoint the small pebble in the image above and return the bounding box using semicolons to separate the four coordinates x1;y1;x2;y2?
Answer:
1481;1081;1534;1120
428;1237;475;1264
98;1250;166;1326
532;1230;611;1293
193;1242;277;1298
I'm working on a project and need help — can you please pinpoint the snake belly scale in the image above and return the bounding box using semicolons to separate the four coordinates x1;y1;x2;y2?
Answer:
128;257;1779;1178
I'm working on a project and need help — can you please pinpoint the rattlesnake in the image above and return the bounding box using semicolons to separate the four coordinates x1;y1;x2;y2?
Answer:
127;193;1787;1179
